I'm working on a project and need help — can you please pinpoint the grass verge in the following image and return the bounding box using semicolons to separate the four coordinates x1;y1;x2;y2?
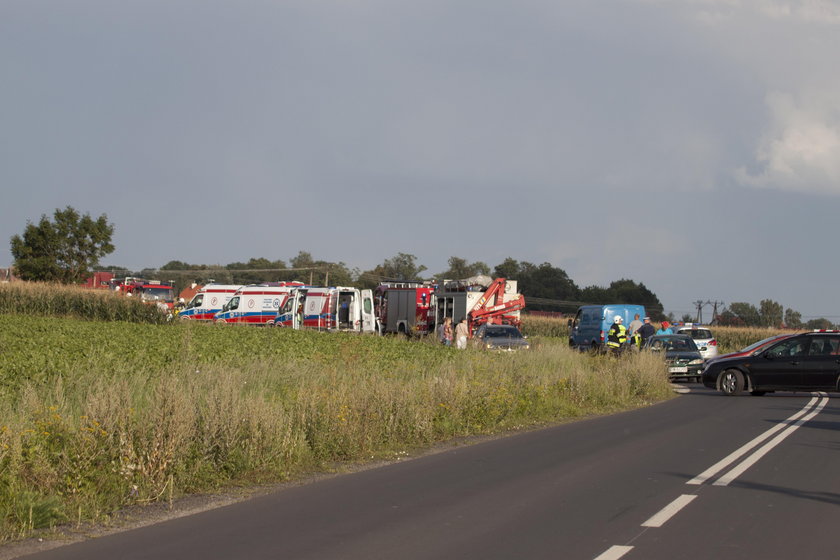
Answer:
0;313;674;542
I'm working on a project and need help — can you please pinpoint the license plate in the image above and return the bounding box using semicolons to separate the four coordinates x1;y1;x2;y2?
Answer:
669;366;688;373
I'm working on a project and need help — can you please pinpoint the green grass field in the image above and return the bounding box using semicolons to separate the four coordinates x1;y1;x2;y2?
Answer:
0;312;675;541
0;283;787;541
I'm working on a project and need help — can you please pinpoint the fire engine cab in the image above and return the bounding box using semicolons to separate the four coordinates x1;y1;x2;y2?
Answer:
111;277;176;310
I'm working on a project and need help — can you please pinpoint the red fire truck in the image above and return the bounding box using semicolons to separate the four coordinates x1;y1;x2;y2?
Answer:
374;282;437;335
112;277;176;310
375;277;525;337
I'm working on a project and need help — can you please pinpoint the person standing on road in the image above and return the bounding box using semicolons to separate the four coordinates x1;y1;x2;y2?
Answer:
454;318;469;349
606;316;627;355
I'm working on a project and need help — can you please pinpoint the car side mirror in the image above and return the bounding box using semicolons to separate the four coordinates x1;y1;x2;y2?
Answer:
567;319;573;328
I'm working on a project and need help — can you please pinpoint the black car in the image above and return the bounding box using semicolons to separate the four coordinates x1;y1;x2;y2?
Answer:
702;331;840;395
643;334;705;382
474;324;530;351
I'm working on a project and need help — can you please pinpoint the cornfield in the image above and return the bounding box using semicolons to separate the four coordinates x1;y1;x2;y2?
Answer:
0;282;169;324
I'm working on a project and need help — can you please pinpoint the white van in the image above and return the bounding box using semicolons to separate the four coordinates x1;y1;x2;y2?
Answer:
272;286;376;333
214;283;306;325
178;284;244;321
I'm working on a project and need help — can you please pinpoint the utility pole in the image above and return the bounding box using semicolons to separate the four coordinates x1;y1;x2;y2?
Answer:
693;300;705;323
709;300;724;324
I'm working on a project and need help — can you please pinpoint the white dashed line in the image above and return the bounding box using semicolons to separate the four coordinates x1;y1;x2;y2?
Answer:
593;545;634;560
641;494;697;528
594;392;829;559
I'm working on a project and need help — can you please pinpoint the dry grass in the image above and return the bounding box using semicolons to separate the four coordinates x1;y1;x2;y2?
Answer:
0;315;674;541
0;282;168;323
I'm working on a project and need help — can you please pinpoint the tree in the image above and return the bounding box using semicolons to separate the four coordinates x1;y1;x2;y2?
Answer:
359;253;427;286
784;308;803;329
806;318;834;330
759;299;784;328
437;256;490;280
227;257;286;284
580;279;664;319
514;261;580;312
727;302;760;326
716;309;744;327
10;206;114;283
493;257;520;280
286;251;353;286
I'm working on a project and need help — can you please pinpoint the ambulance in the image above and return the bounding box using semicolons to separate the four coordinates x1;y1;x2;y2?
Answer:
271;286;376;333
213;282;307;325
178;284;244;321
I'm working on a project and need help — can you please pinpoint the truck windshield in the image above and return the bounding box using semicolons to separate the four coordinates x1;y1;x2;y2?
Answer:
139;287;174;302
186;294;203;309
223;296;239;312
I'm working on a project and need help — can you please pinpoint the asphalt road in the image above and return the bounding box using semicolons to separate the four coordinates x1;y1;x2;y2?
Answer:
17;386;840;560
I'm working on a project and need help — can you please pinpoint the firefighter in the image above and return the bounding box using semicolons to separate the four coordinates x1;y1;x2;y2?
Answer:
606;315;627;356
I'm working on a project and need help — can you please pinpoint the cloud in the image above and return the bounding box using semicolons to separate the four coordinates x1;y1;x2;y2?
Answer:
736;90;840;194
648;0;840;25
757;0;840;23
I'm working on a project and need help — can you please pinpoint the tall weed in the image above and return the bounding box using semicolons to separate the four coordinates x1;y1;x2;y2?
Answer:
0;315;673;541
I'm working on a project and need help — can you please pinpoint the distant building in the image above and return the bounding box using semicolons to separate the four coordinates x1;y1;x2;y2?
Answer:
0;267;18;283
179;282;203;304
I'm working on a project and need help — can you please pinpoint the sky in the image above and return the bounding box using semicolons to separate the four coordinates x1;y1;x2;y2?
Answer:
2;0;840;320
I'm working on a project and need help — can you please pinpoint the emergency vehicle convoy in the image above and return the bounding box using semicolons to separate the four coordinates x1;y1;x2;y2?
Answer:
267;276;524;336
213;282;307;324
178;284;244;321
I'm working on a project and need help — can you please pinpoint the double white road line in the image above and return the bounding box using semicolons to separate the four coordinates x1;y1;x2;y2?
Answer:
595;393;830;560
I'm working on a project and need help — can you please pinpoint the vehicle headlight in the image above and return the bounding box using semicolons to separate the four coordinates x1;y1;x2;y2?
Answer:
689;358;704;365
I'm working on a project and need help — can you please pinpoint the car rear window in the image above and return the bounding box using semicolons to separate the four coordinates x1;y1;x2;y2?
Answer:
679;329;712;339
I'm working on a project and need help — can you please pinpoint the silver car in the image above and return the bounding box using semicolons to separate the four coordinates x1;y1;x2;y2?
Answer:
474;324;530;351
675;325;718;360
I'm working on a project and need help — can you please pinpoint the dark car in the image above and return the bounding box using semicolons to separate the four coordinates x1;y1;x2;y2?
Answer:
702;331;840;396
474;324;530;351
644;334;705;382
704;333;796;368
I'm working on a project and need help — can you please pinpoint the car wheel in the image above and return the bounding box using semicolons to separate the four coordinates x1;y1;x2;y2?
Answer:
719;370;744;396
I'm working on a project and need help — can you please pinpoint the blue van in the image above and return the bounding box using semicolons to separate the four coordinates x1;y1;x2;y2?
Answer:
568;304;646;351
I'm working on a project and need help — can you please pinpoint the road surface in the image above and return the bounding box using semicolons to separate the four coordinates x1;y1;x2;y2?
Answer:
17;386;840;559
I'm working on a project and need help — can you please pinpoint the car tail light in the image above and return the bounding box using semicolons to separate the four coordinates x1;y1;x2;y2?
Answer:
709;339;717;346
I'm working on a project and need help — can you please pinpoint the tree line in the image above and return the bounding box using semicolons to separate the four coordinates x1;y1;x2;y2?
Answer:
10;206;836;326
714;300;834;330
